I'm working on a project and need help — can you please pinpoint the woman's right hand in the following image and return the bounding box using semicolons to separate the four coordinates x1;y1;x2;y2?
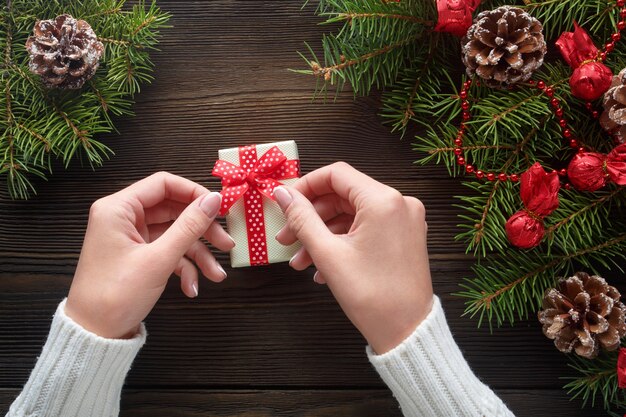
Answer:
274;163;434;354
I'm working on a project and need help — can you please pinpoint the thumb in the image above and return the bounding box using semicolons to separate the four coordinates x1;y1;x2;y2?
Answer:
154;192;222;260
273;186;335;258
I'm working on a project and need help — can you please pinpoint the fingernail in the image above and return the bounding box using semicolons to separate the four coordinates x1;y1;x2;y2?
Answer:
192;283;199;297
313;271;321;284
200;192;222;218
217;263;227;279
228;235;236;247
273;186;293;212
289;252;298;267
275;227;286;242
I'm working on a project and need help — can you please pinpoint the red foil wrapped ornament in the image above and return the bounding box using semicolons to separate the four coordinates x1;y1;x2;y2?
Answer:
434;0;481;37
556;23;613;101
618;348;626;389
505;163;560;249
568;143;626;191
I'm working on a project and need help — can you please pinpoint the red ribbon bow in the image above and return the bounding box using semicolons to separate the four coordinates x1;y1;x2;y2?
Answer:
434;0;481;37
212;145;300;216
567;143;626;191
505;163;560;249
555;23;613;101
618;348;626;389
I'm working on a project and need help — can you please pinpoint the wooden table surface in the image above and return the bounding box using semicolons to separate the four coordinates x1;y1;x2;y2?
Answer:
0;2;605;416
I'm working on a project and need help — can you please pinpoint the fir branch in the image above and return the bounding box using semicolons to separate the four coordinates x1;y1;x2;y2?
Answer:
428;144;516;155
309;35;416;79
53;102;89;148
546;188;626;237
98;36;143;48
15;122;50;151
460;232;626;327
564;345;626;414
131;14;156;36
331;12;432;26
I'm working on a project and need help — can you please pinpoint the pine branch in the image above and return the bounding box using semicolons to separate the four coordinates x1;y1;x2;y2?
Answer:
458;232;626;327
296;0;435;96
564;344;626;414
0;0;170;198
329;12;432;26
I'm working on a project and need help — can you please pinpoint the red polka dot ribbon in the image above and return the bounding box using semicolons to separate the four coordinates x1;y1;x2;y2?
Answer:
212;144;300;266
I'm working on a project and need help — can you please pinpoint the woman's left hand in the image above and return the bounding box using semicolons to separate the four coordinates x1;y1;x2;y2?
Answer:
65;172;234;339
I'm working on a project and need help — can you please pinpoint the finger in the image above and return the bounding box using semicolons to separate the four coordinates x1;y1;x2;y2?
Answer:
313;270;327;285
144;200;187;224
153;192;222;261
204;222;236;252
145;199;235;252
186;240;227;283
288;213;354;271
273;186;335;258
148;223;227;282
174;257;199;298
293;162;390;210
276;193;354;245
147;222;173;243
118;171;209;209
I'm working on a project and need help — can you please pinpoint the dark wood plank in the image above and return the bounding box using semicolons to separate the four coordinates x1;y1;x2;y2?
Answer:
0;259;583;390
0;388;604;416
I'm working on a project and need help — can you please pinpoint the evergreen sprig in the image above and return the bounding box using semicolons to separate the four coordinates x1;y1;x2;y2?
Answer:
0;0;170;199
564;343;626;415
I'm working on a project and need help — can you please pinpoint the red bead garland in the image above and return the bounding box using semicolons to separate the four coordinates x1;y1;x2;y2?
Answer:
451;2;626;185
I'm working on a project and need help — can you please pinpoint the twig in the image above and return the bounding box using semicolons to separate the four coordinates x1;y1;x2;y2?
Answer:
83;6;123;19
479;233;626;309
429;144;515;154
488;79;568;125
53;103;90;148
16;123;51;151
546;188;626;236
402;33;439;127
311;36;415;77
90;81;109;112
334;12;432;26
132;15;156;36
98;37;144;49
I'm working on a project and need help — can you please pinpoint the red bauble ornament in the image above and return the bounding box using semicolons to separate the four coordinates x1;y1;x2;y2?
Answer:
505;163;560;249
556;23;613;101
505;211;545;249
567;143;626;191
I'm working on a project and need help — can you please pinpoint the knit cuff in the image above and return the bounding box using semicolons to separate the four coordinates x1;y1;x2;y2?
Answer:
367;296;514;417
7;299;146;417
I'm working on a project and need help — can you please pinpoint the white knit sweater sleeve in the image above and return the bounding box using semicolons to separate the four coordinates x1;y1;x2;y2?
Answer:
6;299;146;417
367;296;515;417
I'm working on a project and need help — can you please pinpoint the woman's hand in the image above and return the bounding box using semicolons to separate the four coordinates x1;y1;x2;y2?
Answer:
65;172;234;339
274;163;433;354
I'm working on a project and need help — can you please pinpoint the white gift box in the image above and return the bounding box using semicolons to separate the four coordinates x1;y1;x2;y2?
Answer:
215;140;302;268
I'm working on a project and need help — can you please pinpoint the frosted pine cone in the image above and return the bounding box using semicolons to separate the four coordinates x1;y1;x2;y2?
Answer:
26;14;104;89
600;68;626;143
538;272;626;359
461;6;546;88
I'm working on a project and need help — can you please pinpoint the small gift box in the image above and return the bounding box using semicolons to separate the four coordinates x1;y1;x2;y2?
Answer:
212;140;302;268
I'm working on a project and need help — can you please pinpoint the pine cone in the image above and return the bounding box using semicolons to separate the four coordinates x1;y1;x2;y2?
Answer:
538;272;626;359
600;68;626;143
461;6;546;89
26;14;104;89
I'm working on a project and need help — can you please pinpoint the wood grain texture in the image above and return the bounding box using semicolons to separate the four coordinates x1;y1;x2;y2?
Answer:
0;388;604;417
0;1;601;416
